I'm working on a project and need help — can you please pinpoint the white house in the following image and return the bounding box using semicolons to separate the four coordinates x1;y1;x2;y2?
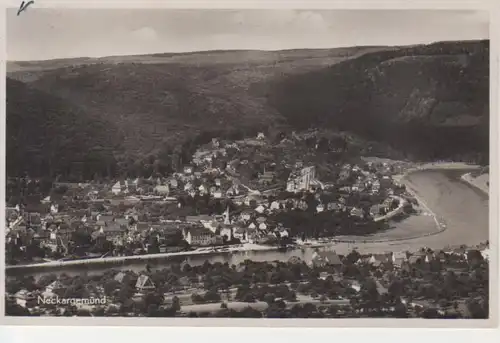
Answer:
350;207;364;219
278;229;289;238
45;280;66;295
135;275;156;292
184;182;193;191
169;178;179;188
270;201;281;211
481;248;490;261
50;204;59;215
316;204;325;213
114;272;126;283
198;184;207;194
14;289;35;307
111;181;123;195
255;204;266;214
240;211;252;222
183;227;217;246
391;251;408;263
154;185;170;195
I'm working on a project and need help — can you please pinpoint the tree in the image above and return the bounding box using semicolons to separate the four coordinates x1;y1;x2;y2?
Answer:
466;298;487;319
240;306;262;318
171;296;181;312
421;308;439;319
393;302;408;318
264;293;275;305
63;305;78;317
118;282;135;304
191;293;204;304
360;278;380;314
6;280;23;295
388;279;404;301
76;309;92;317
345;249;361;264
5;300;31;316
147;304;159;317
104;280;120;297
144;291;164;310
438;299;449;309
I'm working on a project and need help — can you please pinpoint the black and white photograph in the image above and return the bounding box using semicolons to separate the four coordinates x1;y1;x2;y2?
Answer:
2;5;493;323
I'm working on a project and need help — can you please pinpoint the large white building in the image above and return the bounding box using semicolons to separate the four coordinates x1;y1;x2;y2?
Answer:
286;166;317;192
182;226;217;246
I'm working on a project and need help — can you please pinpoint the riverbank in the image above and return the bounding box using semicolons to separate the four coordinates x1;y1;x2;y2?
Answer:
5;243;280;271
396;161;480;180
461;172;489;195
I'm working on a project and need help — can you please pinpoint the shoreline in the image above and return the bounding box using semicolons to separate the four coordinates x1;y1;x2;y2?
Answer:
5;243;281;271
460;172;489;196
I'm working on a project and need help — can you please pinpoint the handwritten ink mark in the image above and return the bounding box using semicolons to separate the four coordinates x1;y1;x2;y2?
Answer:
17;1;34;16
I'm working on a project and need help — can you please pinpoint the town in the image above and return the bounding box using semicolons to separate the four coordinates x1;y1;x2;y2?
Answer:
4;131;490;319
5;131;412;265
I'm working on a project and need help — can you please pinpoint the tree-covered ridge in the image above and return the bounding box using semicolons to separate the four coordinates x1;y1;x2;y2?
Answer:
6;40;489;180
269;40;489;162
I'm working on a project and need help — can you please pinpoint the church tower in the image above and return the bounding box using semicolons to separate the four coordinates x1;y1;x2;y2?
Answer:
223;206;231;225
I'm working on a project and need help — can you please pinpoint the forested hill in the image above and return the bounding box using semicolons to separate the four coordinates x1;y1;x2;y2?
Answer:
268;40;489;162
6;40;489;180
6;78;119;178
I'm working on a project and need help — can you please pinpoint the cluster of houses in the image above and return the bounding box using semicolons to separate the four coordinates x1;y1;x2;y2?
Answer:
182;205;290;246
5;134;413;262
9;241;489;317
9;270;158;313
337;162;401;195
5;167;405;263
309;243;490;271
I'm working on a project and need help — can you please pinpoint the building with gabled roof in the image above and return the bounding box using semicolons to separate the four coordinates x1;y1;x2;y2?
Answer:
182;226;217;246
310;250;343;267
135;275;156;292
114;272;127;283
45;280;67;295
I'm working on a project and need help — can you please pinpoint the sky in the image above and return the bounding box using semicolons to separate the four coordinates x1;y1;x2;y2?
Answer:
6;9;489;61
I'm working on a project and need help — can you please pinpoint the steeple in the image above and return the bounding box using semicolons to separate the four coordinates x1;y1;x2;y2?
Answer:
223;206;231;225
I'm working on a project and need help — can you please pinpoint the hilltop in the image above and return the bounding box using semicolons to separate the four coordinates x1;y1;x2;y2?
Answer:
269;40;489;162
6;40;489;180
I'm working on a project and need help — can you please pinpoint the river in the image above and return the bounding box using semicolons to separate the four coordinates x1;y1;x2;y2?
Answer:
6;168;488;279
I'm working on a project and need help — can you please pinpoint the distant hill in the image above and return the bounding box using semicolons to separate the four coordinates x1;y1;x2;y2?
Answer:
268;40;489;161
6;40;489;179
